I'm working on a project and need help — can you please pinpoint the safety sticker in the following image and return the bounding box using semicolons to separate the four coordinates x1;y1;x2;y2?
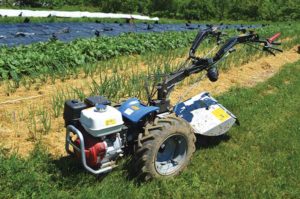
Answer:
212;108;230;122
124;108;134;115
105;119;117;126
131;105;140;111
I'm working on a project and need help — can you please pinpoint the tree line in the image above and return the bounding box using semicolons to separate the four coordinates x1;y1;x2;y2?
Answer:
2;0;300;21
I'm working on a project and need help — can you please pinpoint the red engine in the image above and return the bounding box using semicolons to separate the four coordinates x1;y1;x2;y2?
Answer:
75;136;107;168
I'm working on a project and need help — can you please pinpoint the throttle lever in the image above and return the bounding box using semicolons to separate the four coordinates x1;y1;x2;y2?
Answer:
212;31;224;45
229;48;236;53
263;45;283;56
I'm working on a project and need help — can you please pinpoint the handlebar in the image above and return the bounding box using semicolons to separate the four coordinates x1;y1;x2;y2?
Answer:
189;29;211;58
189;31;282;81
189;31;282;80
189;25;225;59
153;30;283;110
213;31;282;61
214;33;260;61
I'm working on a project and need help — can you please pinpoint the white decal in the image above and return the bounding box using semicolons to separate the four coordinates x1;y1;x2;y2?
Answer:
124;108;134;115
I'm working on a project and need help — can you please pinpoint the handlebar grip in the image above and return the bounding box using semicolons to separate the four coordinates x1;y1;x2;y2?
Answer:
215;37;238;60
267;32;281;43
190;30;209;56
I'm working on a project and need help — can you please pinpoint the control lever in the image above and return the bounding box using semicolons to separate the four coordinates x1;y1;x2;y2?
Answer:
224;48;236;58
259;32;282;56
271;42;281;45
263;47;276;56
263;46;282;56
229;48;236;53
269;47;283;52
215;31;227;45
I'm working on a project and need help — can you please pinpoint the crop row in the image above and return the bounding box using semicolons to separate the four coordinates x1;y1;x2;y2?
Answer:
0;31;197;81
0;23;299;94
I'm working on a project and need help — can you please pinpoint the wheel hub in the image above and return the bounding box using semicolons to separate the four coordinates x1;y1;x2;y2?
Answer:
155;134;188;175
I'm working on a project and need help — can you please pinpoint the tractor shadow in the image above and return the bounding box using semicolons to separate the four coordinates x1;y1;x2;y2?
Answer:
52;134;231;185
52;155;108;184
53;154;137;185
195;134;231;150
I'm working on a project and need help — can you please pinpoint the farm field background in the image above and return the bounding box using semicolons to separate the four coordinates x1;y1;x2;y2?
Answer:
1;58;299;198
0;11;300;198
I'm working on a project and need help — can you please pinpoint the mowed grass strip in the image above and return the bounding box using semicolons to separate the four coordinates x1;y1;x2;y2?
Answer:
0;61;299;198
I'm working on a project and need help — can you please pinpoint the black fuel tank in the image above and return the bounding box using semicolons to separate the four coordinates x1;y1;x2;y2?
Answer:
63;100;87;127
84;96;111;107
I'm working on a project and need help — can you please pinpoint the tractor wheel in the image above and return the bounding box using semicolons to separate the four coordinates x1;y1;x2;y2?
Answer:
134;114;196;181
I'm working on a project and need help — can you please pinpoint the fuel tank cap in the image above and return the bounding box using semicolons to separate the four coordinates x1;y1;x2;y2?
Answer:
95;103;107;112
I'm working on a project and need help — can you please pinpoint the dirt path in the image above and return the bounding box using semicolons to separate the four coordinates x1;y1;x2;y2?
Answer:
0;46;299;158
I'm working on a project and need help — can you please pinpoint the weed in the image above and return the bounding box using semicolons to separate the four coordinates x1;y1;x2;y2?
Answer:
37;108;52;134
27;109;38;141
51;92;65;118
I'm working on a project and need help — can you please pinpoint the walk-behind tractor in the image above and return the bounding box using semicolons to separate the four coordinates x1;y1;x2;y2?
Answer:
64;26;282;180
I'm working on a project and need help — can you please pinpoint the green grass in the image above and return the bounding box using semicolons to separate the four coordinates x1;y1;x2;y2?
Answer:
1;60;299;198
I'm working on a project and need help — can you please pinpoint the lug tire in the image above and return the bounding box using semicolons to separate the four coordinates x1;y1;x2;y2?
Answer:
134;114;196;181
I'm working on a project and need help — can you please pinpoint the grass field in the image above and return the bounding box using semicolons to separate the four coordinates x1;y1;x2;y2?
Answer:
1;60;299;198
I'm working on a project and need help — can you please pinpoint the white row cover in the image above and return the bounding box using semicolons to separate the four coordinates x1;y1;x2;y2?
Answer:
0;9;159;21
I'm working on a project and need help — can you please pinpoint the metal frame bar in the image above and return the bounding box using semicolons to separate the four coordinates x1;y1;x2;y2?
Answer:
65;125;114;175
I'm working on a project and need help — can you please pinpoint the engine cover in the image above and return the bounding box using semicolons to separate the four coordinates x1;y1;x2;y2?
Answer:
80;105;124;137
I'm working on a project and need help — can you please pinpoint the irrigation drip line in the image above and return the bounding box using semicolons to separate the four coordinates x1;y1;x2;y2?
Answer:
0;95;44;105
